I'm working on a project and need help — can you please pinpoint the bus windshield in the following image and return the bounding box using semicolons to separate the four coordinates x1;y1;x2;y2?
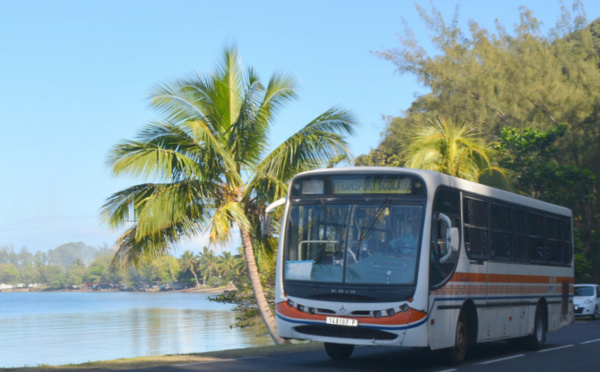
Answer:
283;200;423;285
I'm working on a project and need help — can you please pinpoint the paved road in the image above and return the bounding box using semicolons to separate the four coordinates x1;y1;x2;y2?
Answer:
133;319;600;372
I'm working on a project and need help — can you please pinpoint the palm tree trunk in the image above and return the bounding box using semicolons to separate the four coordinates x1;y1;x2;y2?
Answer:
239;226;285;344
191;270;200;287
167;259;177;282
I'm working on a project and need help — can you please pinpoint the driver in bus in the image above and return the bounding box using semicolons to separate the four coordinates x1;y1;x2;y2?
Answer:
390;218;419;255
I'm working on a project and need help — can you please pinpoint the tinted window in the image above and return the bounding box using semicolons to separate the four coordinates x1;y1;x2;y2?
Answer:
464;196;488;259
464;198;487;227
491;203;512;231
434;188;461;216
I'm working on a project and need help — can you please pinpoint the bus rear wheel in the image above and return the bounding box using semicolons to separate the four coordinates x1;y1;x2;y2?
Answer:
525;305;546;350
324;342;354;360
445;311;468;365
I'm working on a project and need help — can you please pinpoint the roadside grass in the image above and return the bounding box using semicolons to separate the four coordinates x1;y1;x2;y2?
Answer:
0;342;323;371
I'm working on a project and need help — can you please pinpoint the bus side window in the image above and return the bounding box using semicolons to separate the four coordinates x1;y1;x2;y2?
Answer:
430;188;460;289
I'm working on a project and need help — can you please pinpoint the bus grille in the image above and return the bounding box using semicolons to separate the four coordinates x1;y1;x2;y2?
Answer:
294;325;398;340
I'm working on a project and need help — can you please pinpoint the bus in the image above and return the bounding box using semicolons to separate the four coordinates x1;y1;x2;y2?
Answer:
266;167;574;364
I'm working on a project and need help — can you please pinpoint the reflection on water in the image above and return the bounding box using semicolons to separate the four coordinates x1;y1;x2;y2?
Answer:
0;292;271;368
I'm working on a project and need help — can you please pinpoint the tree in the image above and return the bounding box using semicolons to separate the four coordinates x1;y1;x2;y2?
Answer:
366;2;599;269
374;2;600;172
216;251;242;283
198;249;219;286
18;264;40;286
39;265;67;288
179;250;200;287
66;258;86;287
101;45;355;344
142;255;180;284
0;263;19;285
48;242;99;267
402;116;506;183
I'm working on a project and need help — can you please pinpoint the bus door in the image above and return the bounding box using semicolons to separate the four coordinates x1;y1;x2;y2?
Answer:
428;189;461;349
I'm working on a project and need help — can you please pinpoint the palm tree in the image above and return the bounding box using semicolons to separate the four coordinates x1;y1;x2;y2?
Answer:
180;250;200;287
403;116;506;183
101;45;355;344
198;249;219;285
216;251;239;282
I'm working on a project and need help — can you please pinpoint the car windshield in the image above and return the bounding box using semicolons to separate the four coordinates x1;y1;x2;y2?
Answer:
283;201;423;285
575;286;594;296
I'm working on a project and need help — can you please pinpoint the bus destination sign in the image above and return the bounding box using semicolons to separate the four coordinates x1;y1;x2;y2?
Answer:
332;177;412;195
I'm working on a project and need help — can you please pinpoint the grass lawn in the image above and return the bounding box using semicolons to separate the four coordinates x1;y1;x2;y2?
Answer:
1;342;323;371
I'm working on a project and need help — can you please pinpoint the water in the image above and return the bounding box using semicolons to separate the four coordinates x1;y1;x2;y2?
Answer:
0;291;272;368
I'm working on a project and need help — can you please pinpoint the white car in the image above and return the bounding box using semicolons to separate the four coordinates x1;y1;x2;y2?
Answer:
574;284;600;320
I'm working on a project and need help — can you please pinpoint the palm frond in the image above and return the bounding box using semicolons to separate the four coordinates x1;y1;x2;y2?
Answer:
101;180;214;238
111;224;180;267
252;107;356;194
206;202;251;245
150;76;214;127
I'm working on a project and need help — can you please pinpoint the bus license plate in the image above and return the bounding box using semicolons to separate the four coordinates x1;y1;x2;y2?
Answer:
326;316;358;327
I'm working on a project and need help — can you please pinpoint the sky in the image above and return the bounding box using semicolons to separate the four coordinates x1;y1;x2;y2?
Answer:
1;0;599;255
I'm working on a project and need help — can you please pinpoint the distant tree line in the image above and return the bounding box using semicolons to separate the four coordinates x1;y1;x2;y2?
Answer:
0;243;244;290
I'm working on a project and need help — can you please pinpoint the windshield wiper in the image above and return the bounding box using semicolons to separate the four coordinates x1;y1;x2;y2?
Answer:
357;198;392;244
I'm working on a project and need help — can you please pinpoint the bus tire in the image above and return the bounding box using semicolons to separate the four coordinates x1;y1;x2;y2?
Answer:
324;342;354;360
525;305;546;350
445;311;468;365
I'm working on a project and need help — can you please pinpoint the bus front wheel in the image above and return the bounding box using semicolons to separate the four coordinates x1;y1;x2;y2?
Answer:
324;342;354;360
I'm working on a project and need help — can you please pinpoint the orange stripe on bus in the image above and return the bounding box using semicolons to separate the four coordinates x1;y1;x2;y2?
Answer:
276;302;426;326
449;272;574;285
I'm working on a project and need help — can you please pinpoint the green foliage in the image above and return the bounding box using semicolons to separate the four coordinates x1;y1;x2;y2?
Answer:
497;124;596;220
497;125;569;196
211;263;275;329
47;242;100;267
207;276;224;288
39;265;68;288
179;250;201;287
0;262;19;285
364;1;600;280
102;45;355;267
372;1;600;177
575;229;593;283
0;244;248;291
402;116;506;183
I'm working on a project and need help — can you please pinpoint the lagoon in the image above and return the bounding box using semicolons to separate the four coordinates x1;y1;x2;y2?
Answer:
0;291;272;368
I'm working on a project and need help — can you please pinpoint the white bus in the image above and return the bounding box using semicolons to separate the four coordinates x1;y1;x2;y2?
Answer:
268;167;574;364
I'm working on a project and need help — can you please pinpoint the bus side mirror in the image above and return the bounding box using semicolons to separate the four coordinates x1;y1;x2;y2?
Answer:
438;213;459;263
262;197;287;238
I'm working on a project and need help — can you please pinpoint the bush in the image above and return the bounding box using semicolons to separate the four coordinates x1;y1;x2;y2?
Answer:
207;276;224;288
